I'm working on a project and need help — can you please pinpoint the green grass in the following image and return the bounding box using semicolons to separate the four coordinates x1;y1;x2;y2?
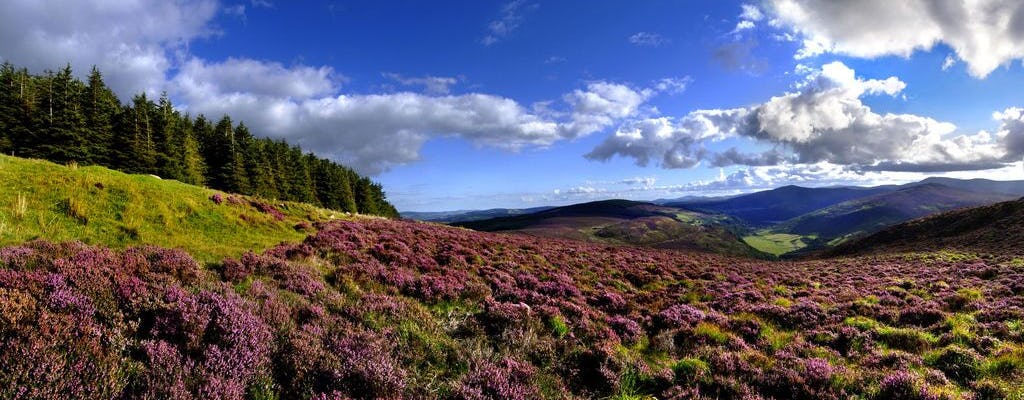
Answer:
0;155;346;264
742;231;814;256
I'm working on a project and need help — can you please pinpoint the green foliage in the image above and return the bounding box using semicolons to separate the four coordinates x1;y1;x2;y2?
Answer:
877;326;938;353
547;315;570;338
926;346;981;384
0;62;397;218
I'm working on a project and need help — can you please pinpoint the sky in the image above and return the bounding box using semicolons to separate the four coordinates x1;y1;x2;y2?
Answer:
2;0;1024;212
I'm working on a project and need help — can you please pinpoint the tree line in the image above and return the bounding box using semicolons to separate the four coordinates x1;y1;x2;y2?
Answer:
0;63;397;217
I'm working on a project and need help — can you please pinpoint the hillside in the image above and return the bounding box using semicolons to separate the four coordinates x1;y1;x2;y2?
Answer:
830;196;1024;257
2;216;1023;398
750;183;1018;256
673;185;892;226
909;177;1024;196
0;154;347;263
456;199;767;258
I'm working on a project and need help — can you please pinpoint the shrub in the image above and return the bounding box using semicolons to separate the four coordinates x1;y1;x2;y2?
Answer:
926;346;980;385
878;326;938;353
875;371;935;400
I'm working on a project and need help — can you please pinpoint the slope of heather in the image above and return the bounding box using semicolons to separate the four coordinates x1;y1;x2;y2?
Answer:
830;197;1024;257
2;218;1023;399
0;155;344;263
457;199;766;258
672;185;893;226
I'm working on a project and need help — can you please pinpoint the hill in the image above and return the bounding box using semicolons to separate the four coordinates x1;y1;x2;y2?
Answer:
457;199;768;258
830;196;1024;257
672;185;892;226
2;216;1022;398
401;206;555;223
0;154;347;263
748;183;1018;256
909;177;1024;196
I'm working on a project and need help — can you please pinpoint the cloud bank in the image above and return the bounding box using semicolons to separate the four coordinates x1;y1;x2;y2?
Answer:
765;0;1024;77
587;61;1021;173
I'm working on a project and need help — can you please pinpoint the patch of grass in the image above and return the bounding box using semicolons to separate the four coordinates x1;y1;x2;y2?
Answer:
742;231;811;256
877;326;938;353
671;357;709;383
983;344;1024;378
547;315;570;338
0;155;344;264
693;322;731;345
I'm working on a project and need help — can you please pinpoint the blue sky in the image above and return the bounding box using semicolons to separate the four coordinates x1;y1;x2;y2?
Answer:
2;0;1024;211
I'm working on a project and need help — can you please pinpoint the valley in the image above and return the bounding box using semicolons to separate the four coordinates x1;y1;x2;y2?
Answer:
434;178;1024;258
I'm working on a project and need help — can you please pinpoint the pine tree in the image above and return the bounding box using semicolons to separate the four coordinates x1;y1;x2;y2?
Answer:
0;63;17;154
35;65;88;163
81;66;119;165
177;113;206;186
118;94;159;174
154;93;185;179
0;61;399;217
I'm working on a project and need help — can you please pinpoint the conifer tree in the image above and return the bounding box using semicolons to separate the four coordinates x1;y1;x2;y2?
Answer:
81;66;119;165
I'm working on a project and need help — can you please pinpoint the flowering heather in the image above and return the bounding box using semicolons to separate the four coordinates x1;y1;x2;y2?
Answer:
0;218;1023;398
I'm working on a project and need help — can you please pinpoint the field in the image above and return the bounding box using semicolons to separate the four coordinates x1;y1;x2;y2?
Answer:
1;217;1022;399
0;155;343;263
742;231;814;256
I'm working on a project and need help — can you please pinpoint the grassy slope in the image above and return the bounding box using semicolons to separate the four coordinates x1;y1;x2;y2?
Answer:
0;154;346;263
742;231;815;256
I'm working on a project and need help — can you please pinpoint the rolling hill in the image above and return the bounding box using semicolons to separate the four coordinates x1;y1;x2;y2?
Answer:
750;183;1018;255
671;185;893;226
829;196;1024;257
456;199;768;257
0;154;346;263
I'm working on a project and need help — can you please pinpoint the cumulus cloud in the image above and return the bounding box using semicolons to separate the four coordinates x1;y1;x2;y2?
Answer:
0;0;218;99
0;0;678;176
766;0;1024;78
588;61;1015;172
628;32;669;47
172;58;672;174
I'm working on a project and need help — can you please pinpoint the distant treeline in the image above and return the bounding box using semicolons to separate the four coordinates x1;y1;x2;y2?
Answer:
0;63;397;217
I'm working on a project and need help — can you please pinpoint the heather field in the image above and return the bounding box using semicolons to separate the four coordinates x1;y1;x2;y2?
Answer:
2;218;1023;399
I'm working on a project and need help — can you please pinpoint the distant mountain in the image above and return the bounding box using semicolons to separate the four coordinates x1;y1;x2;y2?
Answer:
401;206;555;223
456;199;769;258
906;177;1024;196
829;197;1024;257
672;185;893;226
763;183;1018;256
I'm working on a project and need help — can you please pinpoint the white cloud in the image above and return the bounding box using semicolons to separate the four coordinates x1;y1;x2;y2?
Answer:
620;177;657;187
653;76;692;94
740;4;765;21
766;0;1024;78
588;62;1015;172
734;20;756;32
628;32;669;47
173;58;679;174
942;54;958;71
0;0;218;99
383;73;459;95
482;0;536;46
